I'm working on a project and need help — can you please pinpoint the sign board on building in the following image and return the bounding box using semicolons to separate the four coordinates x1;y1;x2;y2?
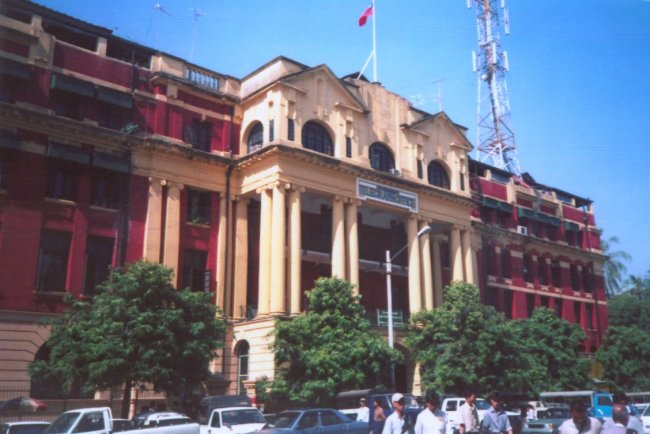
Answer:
357;178;418;213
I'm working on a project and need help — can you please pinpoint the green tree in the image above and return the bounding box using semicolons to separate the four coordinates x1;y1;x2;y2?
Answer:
595;326;650;390
601;235;632;296
29;261;226;417
272;277;401;407
596;271;650;390
607;271;650;332
511;307;590;393
406;282;533;396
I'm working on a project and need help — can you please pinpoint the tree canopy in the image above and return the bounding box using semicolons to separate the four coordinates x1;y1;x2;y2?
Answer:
601;235;632;296
596;271;650;390
271;277;401;407
406;282;589;396
29;261;225;417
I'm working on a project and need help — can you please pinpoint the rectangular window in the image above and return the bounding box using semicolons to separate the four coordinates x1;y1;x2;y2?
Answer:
91;170;120;209
346;137;352;158
460;173;465;191
552;260;562;288
269;119;274;142
184;119;212;152
36;230;71;292
182;249;208;292
417;160;423;179
523;255;533;283
288;119;295;141
84;236;114;296
46;164;77;201
98;104;127;130
501;249;511;279
186;189;212;225
539;260;548;285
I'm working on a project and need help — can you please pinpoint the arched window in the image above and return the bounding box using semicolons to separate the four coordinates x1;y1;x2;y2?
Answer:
369;142;394;172
247;122;263;153
302;121;333;155
236;341;250;395
427;161;450;189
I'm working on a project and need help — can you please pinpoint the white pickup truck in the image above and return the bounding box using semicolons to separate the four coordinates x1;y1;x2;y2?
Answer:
43;407;199;434
199;407;266;434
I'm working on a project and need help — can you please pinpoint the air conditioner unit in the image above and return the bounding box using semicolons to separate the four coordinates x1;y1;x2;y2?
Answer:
389;168;401;176
516;225;528;236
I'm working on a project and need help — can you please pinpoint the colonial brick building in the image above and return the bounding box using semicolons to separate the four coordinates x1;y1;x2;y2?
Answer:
0;0;607;399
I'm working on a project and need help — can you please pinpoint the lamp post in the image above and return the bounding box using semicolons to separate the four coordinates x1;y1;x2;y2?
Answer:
384;224;432;387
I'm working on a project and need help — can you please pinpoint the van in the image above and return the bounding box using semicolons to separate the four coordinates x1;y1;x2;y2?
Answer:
197;396;253;425
441;397;491;434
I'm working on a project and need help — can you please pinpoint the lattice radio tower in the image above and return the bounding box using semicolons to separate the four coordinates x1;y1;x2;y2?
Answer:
469;0;521;175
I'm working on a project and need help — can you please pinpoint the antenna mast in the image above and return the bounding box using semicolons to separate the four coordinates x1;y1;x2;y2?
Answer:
470;0;520;175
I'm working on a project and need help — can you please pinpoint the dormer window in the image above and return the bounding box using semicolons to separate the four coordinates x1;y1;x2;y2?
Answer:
427;161;450;189
369;142;394;172
247;122;264;153
302;121;333;156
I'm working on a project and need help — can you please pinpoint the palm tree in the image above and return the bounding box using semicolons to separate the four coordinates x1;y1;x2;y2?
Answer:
600;234;632;296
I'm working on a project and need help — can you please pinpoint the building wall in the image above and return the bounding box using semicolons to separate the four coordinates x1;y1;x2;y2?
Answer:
0;0;608;398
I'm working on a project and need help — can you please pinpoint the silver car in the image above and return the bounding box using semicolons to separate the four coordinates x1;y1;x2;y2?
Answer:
521;407;571;434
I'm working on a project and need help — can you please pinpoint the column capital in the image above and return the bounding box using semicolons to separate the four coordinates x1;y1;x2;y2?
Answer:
163;180;184;191
333;195;348;204
451;224;462;231
289;185;306;193
234;195;250;205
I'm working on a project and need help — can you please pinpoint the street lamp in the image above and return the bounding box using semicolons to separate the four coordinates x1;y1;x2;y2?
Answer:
384;224;432;387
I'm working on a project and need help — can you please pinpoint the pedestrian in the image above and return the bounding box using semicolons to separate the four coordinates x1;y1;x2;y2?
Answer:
459;390;480;434
602;405;631;434
526;405;535;421
382;393;415;434
415;390;447;434
358;398;370;423
372;398;387;434
480;392;512;434
558;401;602;434
603;392;643;434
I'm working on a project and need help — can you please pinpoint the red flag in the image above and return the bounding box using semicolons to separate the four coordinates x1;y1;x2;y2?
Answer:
358;4;373;26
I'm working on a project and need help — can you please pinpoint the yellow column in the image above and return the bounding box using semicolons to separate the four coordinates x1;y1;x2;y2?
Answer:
420;221;434;311
450;225;463;282
331;196;346;278
215;195;228;310
407;216;422;314
143;178;164;262
462;227;476;284
346;199;360;293
270;182;287;315
432;236;444;306
233;198;249;320
257;187;272;315
288;187;303;316
163;182;183;284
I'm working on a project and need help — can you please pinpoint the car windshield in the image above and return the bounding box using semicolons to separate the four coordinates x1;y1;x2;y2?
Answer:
222;410;265;425
643;406;650;417
271;412;301;428
45;412;80;434
403;395;421;408
475;399;490;410
543;408;570;419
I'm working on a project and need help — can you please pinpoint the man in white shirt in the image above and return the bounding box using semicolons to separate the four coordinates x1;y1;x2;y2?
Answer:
558;401;602;434
603;393;644;434
415;390;447;434
383;393;415;434
357;398;370;423
603;405;632;434
459;390;480;434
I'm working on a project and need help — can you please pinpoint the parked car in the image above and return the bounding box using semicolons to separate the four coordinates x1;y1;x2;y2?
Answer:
641;404;650;434
0;422;50;434
200;407;266;434
197;396;254;425
44;407;199;434
258;409;367;434
521;406;571;434
133;412;194;428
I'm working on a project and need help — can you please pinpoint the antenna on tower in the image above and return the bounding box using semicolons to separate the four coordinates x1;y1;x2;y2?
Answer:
469;0;521;176
189;8;206;62
434;78;445;112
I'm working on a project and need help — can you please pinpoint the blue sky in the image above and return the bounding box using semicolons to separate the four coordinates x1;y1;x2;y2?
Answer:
33;0;650;280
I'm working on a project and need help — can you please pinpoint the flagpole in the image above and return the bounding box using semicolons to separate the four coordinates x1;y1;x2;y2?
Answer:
372;0;377;82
